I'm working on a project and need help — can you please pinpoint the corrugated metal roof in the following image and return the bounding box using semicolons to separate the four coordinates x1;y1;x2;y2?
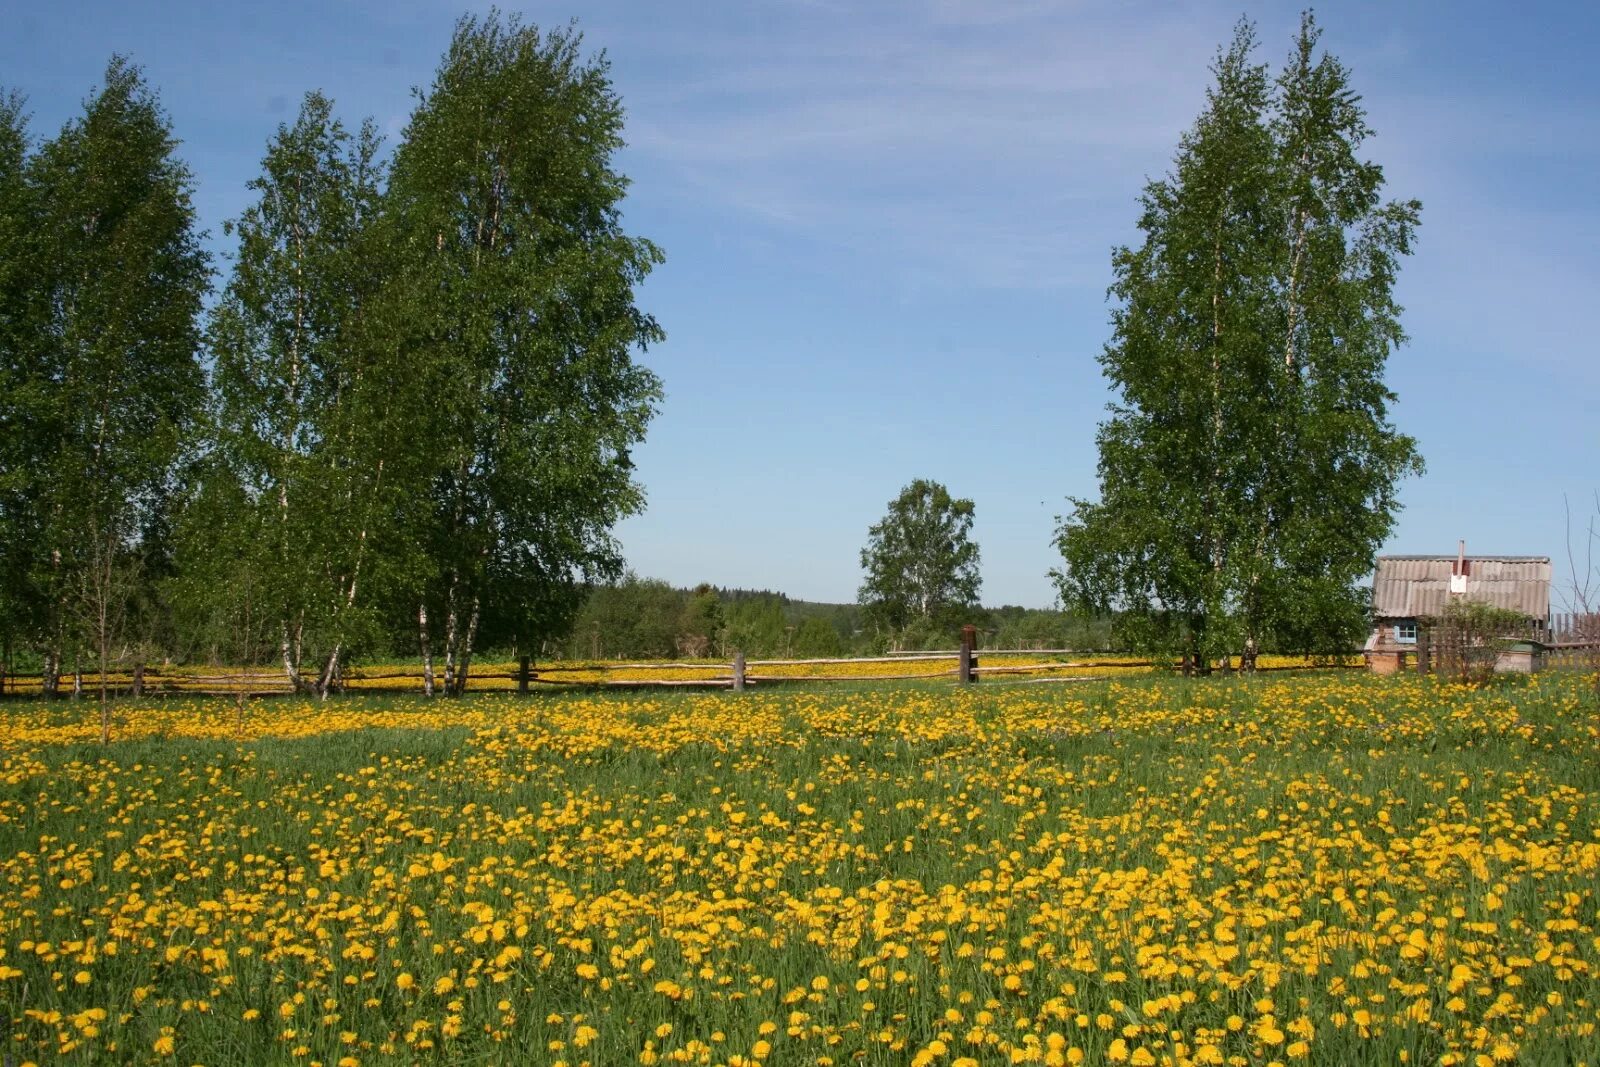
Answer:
1372;556;1551;621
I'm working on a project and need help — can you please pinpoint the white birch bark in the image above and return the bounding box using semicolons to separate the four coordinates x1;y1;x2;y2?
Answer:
419;602;435;697
442;573;459;696
453;596;480;697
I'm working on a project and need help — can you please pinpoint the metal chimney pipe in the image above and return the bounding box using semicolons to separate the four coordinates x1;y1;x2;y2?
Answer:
1449;539;1469;596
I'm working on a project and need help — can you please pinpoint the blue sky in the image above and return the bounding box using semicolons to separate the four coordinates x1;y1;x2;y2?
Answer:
5;0;1597;608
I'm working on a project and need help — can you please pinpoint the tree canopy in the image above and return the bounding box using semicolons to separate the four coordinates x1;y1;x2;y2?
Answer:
1053;15;1422;665
386;13;664;694
190;91;395;695
1;16;664;700
3;59;208;718
859;479;982;638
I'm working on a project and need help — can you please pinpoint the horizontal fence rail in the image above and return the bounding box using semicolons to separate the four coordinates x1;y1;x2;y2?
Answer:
0;646;1380;700
1373;611;1599;677
886;647;1084;656
7;614;1589;701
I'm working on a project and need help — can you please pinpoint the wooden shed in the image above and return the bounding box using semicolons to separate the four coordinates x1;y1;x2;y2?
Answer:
1366;547;1551;674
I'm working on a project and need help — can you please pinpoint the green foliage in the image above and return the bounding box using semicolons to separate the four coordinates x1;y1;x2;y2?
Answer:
0;92;39;667
985;605;1112;651
385;13;663;690
555;583;1105;661
678;584;725;658
722;593;791;658
790;616;845;658
167;457;276;665
859;479;982;638
9;58;208;695
4;24;673;686
1435;600;1529;632
1431;599;1532;685
564;575;684;659
185;92;399;688
1054;15;1421;661
555;584;880;660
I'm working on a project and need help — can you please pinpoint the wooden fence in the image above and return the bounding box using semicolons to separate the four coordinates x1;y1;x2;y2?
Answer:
5;614;1589;699
0;644;1364;700
1406;612;1600;680
1545;612;1600;669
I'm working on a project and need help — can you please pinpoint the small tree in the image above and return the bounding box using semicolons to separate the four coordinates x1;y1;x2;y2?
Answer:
859;479;982;639
722;594;788;658
1430;600;1528;685
791;616;844;658
1560;491;1600;695
678;584;724;658
567;576;683;660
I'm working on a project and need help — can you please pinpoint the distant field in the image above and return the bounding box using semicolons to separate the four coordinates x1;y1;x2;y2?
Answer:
2;673;1598;1065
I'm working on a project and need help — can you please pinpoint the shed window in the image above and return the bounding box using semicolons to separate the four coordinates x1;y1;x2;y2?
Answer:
1395;621;1417;644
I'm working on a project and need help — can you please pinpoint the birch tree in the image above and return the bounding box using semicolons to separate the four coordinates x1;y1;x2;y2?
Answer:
0;93;41;685
199;92;409;696
22;58;208;728
859;479;982;636
385;14;663;696
1243;14;1423;653
1054;24;1276;666
1054;15;1421;664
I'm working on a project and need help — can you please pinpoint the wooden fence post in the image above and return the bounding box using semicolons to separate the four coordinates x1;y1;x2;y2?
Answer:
959;625;977;684
1417;628;1430;676
518;655;531;695
732;652;746;692
132;662;145;697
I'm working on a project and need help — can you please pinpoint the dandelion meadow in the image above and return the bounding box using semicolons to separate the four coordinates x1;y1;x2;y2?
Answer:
3;674;1599;1066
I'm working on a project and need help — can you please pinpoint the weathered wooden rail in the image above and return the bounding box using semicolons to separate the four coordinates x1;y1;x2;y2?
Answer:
0;641;1373;701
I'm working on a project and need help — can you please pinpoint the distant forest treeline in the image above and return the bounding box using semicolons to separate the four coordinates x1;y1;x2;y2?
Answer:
547;577;1113;661
0;574;1107;671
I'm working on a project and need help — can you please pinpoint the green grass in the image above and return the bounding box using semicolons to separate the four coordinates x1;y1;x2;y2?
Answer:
1;672;1598;1065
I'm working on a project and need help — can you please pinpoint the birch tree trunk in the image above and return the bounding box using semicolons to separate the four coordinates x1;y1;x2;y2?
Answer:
1208;223;1228;628
280;621;303;692
419;602;435;697
315;644;341;701
442;574;460;696
452;596;480;697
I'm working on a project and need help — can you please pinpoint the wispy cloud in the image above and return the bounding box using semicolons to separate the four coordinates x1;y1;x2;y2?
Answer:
596;0;1600;331
602;1;1222;289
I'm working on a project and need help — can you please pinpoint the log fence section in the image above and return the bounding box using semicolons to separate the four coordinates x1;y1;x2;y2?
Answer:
1545;612;1600;670
886;647;1084;656
0;645;1373;700
1393;612;1600;676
